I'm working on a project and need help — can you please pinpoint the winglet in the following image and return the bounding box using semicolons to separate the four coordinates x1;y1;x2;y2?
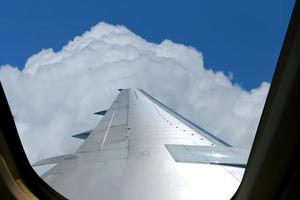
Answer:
94;110;107;115
72;130;92;140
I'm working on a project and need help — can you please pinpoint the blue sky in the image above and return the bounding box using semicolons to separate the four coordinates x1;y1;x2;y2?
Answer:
0;0;295;90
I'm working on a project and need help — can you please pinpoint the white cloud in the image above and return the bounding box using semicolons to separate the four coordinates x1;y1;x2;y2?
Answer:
0;22;269;163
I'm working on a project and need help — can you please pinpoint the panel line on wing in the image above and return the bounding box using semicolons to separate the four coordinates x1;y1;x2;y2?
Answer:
100;108;118;150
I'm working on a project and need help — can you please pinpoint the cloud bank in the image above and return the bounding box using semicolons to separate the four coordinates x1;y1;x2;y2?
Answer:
0;22;269;163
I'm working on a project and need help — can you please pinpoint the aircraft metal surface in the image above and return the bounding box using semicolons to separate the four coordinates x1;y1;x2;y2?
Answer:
33;89;245;200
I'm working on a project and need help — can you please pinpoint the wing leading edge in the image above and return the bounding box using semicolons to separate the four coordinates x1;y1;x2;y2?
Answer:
34;89;245;200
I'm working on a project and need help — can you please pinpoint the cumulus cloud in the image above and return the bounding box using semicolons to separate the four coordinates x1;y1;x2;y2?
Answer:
0;22;269;163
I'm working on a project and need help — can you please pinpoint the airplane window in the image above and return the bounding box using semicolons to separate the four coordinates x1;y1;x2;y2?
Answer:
0;0;295;199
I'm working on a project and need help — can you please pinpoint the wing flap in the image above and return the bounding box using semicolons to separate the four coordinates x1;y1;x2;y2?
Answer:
76;89;130;153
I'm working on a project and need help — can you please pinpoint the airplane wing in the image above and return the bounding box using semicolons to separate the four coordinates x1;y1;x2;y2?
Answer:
33;89;246;200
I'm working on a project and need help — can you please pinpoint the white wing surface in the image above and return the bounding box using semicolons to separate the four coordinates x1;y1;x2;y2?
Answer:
34;89;245;200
